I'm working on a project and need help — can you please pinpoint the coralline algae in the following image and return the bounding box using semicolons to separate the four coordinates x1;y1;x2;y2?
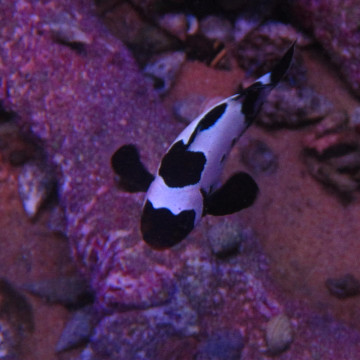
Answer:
291;0;360;96
2;0;360;359
0;0;178;312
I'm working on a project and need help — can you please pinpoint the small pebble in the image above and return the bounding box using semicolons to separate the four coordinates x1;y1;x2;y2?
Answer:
312;112;348;136
0;279;34;359
325;273;360;299
305;157;359;193
303;126;360;194
0;278;34;334
0;320;20;360
208;221;244;258
186;14;199;36
234;16;261;42
303;129;359;158
260;85;333;127
47;12;92;46
47;205;68;235
200;16;233;43
143;291;199;337
56;305;95;353
266;313;293;355
328;152;360;171
173;94;205;124
18;160;56;219
22;276;93;308
241;138;278;174
235;21;309;83
99;2;178;65
158;13;188;41
144;51;185;95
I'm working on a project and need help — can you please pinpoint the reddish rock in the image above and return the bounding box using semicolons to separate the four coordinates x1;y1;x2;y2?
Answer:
303;121;360;194
260;85;333;127
291;0;360;96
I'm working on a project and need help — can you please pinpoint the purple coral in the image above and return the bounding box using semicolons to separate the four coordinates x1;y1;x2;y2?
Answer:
0;0;182;316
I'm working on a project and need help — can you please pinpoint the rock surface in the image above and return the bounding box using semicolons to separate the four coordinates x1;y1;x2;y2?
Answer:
0;0;177;313
291;0;360;96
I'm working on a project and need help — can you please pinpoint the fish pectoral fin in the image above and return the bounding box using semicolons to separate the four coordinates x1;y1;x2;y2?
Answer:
204;172;259;216
111;144;154;193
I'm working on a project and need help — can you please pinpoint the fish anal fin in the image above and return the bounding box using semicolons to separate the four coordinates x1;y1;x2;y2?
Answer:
111;144;154;193
204;172;259;216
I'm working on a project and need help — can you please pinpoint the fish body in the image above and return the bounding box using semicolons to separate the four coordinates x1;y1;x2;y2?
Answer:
112;43;295;250
142;95;249;242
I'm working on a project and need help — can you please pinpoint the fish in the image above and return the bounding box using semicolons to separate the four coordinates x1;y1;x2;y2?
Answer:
111;43;295;250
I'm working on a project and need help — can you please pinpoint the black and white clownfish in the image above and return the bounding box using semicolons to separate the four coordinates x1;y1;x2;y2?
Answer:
112;43;295;250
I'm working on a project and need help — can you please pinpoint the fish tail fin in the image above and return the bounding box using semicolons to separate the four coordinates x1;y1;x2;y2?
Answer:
255;40;296;88
241;41;295;121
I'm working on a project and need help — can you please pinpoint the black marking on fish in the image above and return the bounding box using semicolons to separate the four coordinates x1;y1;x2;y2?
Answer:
241;83;267;123
270;41;296;84
111;144;154;192
242;41;296;124
141;200;196;250
159;140;207;188
187;103;227;145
